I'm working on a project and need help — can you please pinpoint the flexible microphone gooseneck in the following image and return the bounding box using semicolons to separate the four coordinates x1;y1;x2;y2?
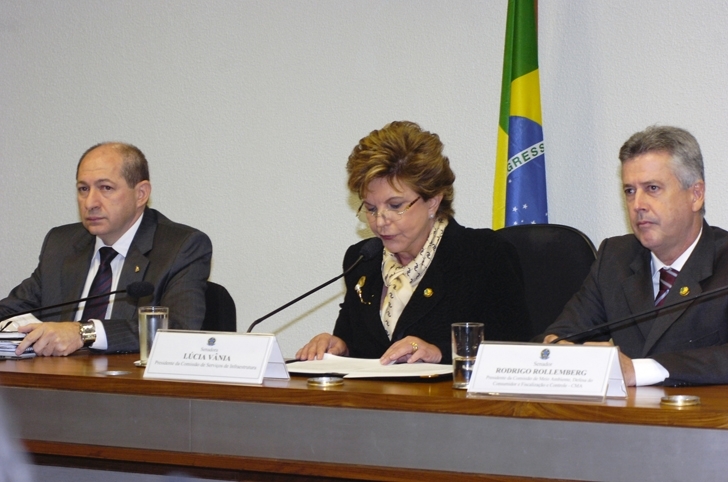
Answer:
550;282;728;343
0;281;155;325
246;238;383;333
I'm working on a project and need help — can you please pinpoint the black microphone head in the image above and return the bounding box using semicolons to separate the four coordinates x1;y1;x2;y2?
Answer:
360;238;383;261
126;281;155;299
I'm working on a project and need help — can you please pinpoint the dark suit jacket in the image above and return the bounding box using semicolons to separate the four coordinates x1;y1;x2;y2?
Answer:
544;220;728;386
0;208;212;353
333;219;530;363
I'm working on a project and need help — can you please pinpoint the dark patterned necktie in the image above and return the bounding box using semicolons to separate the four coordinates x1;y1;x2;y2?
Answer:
81;247;118;321
655;267;679;307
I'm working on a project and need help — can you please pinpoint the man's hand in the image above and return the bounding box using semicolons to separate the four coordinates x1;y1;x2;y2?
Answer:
616;349;636;387
546;336;636;386
583;341;636;387
543;334;573;345
15;322;84;356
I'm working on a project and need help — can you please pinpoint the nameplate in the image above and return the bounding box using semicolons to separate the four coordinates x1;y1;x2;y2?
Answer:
468;342;626;399
143;330;289;385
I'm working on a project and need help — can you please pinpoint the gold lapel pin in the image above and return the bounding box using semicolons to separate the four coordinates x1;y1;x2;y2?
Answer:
423;288;433;298
135;266;140;273
679;286;690;296
355;276;371;305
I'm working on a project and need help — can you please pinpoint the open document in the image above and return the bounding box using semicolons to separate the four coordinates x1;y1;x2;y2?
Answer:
286;354;452;379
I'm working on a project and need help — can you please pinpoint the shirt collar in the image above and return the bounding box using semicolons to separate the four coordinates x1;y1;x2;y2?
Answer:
651;226;703;276
93;212;145;258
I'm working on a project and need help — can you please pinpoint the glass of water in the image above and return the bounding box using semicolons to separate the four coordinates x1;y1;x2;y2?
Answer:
137;306;169;366
451;322;484;389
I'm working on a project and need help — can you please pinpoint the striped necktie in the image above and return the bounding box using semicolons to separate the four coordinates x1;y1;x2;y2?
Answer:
81;247;118;321
655;267;679;307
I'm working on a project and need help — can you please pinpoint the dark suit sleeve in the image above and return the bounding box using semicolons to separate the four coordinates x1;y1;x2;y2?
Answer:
156;230;212;328
653;344;728;386
101;230;212;353
0;265;44;319
0;228;67;320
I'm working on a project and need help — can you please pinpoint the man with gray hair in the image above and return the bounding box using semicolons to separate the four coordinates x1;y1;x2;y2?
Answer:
543;126;728;386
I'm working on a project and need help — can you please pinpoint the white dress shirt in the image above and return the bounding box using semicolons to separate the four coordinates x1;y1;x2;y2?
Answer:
74;214;144;350
632;228;702;386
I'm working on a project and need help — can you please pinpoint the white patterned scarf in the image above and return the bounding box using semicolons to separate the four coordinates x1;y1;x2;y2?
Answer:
380;217;448;339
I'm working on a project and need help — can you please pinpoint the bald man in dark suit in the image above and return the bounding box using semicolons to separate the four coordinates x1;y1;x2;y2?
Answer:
1;142;211;356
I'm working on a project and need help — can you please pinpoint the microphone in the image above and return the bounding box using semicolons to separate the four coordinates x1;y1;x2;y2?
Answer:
0;281;155;324
126;281;155;299
550;282;728;343
247;238;383;333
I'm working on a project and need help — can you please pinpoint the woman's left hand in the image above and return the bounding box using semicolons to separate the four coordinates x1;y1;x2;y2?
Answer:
379;336;442;365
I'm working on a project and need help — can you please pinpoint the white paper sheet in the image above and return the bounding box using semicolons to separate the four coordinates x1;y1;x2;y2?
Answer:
0;314;42;337
286;354;452;378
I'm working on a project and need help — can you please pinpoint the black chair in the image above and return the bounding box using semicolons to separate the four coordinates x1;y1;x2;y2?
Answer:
497;224;597;340
201;281;237;332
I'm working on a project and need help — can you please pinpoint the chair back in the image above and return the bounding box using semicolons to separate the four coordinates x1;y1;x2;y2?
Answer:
201;281;237;332
497;224;597;340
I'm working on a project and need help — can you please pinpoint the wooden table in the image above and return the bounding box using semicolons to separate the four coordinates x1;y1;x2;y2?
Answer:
0;352;727;482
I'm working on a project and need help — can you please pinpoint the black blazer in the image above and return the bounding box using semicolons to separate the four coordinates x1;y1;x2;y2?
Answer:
545;220;728;386
333;219;530;363
0;208;212;352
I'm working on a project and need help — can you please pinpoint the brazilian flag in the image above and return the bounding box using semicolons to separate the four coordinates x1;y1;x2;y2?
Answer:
492;0;548;229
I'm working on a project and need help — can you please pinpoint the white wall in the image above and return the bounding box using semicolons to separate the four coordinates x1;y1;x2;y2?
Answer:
2;1;727;357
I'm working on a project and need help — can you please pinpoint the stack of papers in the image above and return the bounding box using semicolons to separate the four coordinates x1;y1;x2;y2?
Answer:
0;314;39;359
286;354;452;378
0;332;34;359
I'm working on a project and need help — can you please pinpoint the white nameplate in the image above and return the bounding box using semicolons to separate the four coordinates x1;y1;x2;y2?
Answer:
143;330;289;385
468;342;626;399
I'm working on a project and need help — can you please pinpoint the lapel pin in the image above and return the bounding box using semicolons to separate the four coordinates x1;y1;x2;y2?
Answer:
355;276;371;305
423;288;433;298
679;286;689;296
135;266;140;273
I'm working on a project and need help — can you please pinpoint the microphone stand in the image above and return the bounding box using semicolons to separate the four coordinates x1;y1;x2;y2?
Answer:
551;283;728;343
246;254;365;333
0;281;154;331
0;288;130;331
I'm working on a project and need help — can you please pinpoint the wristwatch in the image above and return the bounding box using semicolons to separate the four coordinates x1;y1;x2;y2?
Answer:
79;321;97;347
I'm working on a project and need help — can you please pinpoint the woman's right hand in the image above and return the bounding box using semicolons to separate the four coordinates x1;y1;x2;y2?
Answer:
295;333;349;361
